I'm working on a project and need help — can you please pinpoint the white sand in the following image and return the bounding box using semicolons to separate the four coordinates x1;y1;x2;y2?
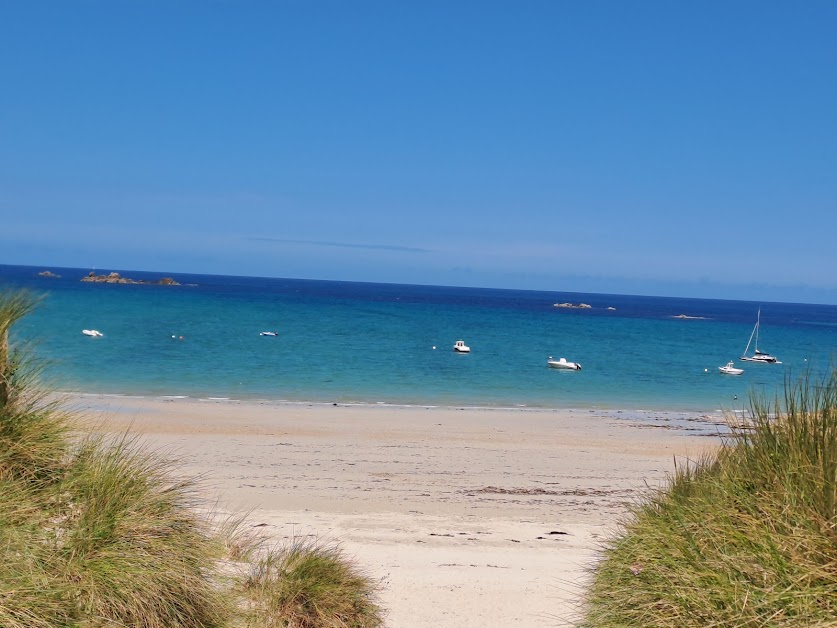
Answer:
69;395;721;627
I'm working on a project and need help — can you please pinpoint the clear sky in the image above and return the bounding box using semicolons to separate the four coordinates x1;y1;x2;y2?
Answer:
2;2;836;303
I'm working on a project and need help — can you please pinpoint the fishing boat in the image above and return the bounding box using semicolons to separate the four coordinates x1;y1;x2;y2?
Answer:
81;329;103;337
718;361;744;375
740;309;781;363
453;340;470;353
259;331;278;337
548;357;582;370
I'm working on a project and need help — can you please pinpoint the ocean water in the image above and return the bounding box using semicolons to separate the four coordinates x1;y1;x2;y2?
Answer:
2;264;836;412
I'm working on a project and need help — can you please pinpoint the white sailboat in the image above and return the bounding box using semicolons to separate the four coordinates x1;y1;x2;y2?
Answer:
740;308;781;364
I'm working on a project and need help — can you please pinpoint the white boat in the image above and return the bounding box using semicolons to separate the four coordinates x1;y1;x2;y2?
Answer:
740;309;781;363
548;356;582;370
453;340;470;353
719;361;744;375
260;331;278;337
81;329;103;337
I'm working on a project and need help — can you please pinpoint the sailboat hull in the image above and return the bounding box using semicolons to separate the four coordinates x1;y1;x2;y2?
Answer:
740;355;781;364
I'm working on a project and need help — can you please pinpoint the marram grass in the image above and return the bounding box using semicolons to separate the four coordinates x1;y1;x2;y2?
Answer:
0;290;384;627
240;536;384;628
581;371;837;627
57;434;229;627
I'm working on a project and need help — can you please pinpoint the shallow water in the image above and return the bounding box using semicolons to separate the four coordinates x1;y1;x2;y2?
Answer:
3;264;836;412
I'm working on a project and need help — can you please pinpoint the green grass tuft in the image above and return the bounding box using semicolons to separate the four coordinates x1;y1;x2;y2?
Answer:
241;536;384;628
56;433;229;627
581;370;837;627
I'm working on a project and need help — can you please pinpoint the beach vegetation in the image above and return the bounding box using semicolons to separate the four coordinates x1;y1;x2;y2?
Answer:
581;370;837;627
0;289;383;627
239;536;384;628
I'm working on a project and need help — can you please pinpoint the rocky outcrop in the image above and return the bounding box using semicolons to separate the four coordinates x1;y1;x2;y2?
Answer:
81;272;180;286
553;302;592;309
38;271;61;278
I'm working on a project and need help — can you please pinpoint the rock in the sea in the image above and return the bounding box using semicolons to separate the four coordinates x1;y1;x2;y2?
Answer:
553;302;593;309
81;271;180;286
38;270;61;278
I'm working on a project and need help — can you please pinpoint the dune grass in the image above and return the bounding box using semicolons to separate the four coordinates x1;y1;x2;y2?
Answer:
581;370;837;627
240;536;384;628
0;289;384;627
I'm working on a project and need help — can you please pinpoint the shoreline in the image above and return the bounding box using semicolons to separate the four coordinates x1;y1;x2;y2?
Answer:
69;394;722;627
60;389;734;430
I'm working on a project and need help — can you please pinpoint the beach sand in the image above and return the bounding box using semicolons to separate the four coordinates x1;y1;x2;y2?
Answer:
68;395;722;627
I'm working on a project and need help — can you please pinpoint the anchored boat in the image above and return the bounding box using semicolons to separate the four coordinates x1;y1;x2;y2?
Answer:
548;357;582;371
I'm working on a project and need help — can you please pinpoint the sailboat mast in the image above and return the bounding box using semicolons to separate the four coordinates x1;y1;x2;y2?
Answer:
754;308;761;352
743;324;755;356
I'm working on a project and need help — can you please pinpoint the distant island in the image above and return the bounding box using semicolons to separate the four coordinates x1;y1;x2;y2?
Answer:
81;271;180;286
38;270;61;278
554;302;593;309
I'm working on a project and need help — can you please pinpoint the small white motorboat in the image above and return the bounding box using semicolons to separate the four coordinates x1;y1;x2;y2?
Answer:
260;331;278;337
719;361;744;376
453;340;470;353
81;329;103;337
548;357;581;370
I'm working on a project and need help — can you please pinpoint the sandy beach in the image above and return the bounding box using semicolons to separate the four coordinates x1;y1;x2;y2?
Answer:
68;395;722;627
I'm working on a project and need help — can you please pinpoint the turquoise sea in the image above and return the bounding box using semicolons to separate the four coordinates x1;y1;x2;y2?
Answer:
2;264;836;413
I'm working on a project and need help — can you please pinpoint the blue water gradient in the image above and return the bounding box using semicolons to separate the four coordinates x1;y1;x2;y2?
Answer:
2;264;835;412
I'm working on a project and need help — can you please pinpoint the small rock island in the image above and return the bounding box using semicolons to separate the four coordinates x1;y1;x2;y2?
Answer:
81;272;180;286
38;270;61;278
553;302;592;309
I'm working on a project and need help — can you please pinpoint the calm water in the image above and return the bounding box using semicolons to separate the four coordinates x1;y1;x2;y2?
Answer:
2;264;836;412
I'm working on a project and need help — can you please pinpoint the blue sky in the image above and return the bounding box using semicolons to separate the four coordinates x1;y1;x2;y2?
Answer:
2;2;836;303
